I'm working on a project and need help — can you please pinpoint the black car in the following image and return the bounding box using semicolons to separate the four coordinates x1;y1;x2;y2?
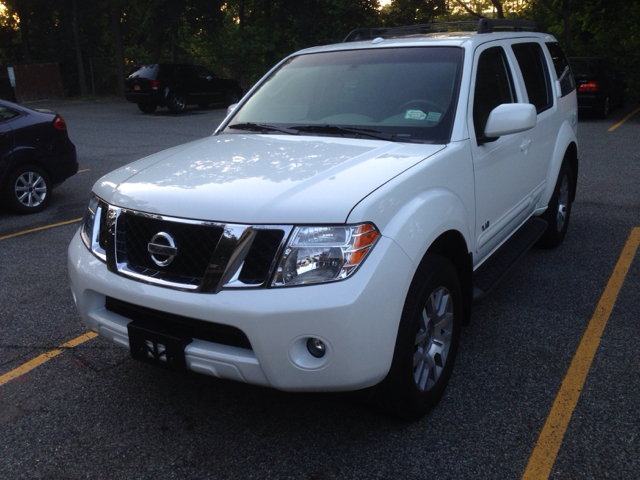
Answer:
570;57;626;118
125;64;243;113
0;99;78;214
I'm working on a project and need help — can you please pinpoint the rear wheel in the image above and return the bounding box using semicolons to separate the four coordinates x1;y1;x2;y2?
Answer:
378;254;462;421
167;92;187;113
538;160;573;248
4;164;52;214
137;103;157;113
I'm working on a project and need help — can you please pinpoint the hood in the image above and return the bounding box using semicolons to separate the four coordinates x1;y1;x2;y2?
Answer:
93;134;444;224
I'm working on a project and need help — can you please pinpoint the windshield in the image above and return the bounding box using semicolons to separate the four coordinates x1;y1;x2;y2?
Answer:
224;47;463;143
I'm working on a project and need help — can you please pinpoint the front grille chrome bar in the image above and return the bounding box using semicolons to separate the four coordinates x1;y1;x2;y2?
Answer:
101;205;292;293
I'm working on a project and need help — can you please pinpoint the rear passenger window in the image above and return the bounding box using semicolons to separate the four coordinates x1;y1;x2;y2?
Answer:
512;43;552;113
546;42;576;97
473;47;516;139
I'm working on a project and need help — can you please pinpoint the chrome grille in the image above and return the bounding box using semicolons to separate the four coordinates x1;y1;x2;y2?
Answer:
116;212;224;287
98;204;292;293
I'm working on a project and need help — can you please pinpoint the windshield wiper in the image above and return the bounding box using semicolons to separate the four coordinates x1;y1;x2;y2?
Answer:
290;124;397;141
227;123;299;135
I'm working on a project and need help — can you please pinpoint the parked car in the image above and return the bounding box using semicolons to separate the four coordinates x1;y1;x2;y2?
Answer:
570;57;626;118
0;99;77;214
125;63;243;114
70;20;578;420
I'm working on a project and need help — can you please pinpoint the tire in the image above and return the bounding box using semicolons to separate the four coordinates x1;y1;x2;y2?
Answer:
137;103;157;113
167;92;187;113
377;254;462;421
4;164;52;214
537;160;573;248
225;91;240;107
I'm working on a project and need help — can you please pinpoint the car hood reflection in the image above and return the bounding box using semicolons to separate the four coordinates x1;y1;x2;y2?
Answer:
94;134;444;224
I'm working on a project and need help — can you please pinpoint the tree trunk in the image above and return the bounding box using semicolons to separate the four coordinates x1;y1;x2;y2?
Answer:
72;0;88;96
110;6;126;97
12;0;32;62
491;0;504;19
541;0;571;52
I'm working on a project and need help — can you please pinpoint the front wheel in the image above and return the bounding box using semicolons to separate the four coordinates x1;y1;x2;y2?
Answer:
137;103;157;113
4;164;52;214
538;160;573;248
377;254;462;421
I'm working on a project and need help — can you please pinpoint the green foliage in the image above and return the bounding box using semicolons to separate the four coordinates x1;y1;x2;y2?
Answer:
0;0;637;100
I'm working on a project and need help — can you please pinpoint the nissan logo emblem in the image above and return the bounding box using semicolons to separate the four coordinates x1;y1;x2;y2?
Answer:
148;232;177;267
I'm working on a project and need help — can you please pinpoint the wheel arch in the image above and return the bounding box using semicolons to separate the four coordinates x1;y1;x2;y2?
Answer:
540;121;578;207
8;147;51;179
426;230;473;326
564;141;578;202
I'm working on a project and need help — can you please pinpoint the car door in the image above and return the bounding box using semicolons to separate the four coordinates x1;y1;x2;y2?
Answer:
0;105;16;185
468;42;544;265
193;66;219;104
177;65;198;102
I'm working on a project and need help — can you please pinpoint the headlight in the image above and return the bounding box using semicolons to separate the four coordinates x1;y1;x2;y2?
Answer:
271;223;380;287
80;194;107;261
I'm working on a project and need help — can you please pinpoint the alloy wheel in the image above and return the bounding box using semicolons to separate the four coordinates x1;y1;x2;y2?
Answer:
413;287;454;392
556;173;569;233
15;171;47;208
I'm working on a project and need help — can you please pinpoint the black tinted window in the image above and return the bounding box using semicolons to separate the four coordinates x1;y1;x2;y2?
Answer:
0;106;19;120
195;66;213;79
473;47;516;139
512;42;552;113
546;42;575;97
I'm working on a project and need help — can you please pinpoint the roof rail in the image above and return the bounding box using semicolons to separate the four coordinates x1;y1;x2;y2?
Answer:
477;19;544;33
343;19;544;43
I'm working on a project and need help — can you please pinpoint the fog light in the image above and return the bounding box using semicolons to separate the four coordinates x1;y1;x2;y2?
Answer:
307;338;326;358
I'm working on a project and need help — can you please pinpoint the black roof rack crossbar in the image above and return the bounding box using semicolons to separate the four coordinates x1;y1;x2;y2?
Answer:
343;19;544;42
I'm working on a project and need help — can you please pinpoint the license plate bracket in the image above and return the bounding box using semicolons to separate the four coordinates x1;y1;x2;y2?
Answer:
127;322;191;371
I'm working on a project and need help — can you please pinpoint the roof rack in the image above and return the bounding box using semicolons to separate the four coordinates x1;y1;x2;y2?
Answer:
343;19;544;42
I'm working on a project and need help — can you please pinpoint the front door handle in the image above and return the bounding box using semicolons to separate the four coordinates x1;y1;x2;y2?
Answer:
520;139;532;152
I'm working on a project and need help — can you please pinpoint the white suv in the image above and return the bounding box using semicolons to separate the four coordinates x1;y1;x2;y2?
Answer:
69;20;578;420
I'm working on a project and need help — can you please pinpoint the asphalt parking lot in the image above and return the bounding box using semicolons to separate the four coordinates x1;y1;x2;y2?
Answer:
1;98;639;479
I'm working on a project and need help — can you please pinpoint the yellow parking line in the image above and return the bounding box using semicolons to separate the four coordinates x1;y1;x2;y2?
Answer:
0;332;98;387
523;227;640;479
78;168;91;173
0;218;82;241
608;106;640;132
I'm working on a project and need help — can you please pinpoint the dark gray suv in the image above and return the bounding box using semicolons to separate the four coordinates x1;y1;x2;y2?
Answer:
125;64;243;114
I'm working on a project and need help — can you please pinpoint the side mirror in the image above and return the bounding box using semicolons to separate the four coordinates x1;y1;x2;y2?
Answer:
226;103;238;116
484;103;537;139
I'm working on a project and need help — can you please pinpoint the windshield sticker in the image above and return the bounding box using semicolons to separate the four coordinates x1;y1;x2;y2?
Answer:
404;110;427;120
427;112;442;122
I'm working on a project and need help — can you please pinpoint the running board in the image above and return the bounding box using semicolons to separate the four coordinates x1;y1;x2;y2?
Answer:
472;217;548;304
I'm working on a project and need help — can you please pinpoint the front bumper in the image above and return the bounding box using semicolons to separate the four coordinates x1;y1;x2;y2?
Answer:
68;230;414;392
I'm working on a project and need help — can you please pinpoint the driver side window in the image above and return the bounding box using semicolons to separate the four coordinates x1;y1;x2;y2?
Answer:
473;47;516;139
